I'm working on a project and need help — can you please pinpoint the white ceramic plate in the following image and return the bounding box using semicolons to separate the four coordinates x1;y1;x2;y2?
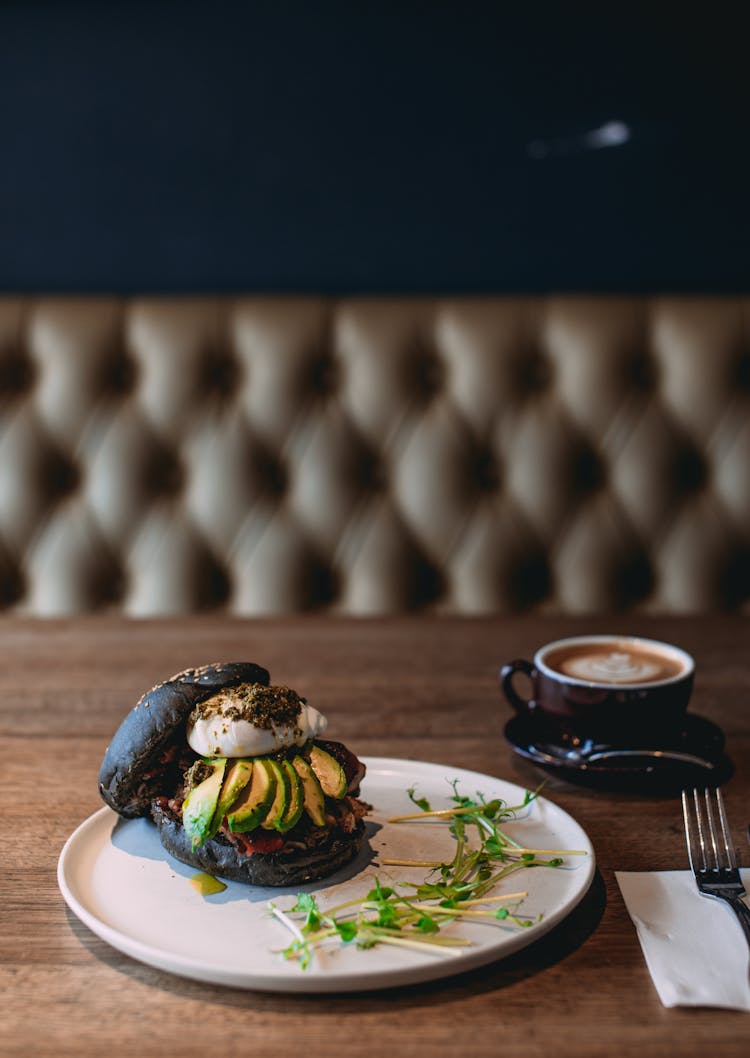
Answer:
58;758;595;992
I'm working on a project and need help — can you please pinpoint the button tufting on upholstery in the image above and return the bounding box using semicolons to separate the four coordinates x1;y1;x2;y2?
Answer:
2;295;750;615
718;548;750;608
201;351;240;397
259;451;288;497
201;561;232;608
410;560;444;608
43;452;80;499
107;355;138;395
507;553;551;609
615;553;654;607
516;351;551;394
311;563;339;606
0;557;24;606
100;568;128;606
572;448;606;494
413;352;444;398
735;353;750;390
673;448;708;493
360;450;388;493
147;450;184;497
474;451;500;492
629;352;658;391
309;355;338;396
0;353;35;397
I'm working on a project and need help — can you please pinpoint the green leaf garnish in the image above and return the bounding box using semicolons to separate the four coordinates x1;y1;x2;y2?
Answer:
288;892;322;931
270;779;582;969
408;786;432;813
335;920;358;942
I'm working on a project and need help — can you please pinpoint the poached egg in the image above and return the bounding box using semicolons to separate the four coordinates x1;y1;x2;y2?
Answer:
186;683;328;758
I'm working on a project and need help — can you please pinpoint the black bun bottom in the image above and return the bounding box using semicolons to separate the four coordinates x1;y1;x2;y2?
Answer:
151;803;366;887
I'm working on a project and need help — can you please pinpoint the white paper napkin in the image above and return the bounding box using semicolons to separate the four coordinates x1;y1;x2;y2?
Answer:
616;869;750;1010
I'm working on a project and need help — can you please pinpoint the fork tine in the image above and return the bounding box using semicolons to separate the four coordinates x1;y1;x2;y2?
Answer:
703;787;722;870
681;789;698;872
684;787;739;874
692;787;710;871
681;791;693;871
715;787;737;870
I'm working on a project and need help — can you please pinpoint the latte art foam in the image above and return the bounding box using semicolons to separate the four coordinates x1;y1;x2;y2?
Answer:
543;640;686;685
561;651;663;683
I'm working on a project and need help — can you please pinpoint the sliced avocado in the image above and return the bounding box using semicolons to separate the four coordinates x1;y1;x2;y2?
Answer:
227;758;275;833
292;755;327;827
211;759;253;834
182;758;227;847
276;760;304;832
309;744;347;799
261;759;289;829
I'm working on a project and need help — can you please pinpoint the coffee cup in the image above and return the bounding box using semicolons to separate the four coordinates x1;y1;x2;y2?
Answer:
500;634;694;742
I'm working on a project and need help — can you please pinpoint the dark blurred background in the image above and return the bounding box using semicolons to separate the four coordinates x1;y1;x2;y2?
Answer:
1;1;748;294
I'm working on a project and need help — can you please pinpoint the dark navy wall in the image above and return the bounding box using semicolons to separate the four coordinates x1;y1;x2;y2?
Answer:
1;2;748;293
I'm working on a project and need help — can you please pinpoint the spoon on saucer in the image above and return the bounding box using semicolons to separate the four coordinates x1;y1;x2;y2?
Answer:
528;743;717;772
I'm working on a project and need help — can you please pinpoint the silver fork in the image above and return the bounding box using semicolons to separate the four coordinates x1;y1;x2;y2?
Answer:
681;787;750;952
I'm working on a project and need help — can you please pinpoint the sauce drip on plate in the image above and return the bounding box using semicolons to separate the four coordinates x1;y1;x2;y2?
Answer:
190;872;227;896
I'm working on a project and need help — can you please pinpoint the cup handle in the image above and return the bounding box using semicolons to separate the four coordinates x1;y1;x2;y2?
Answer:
499;659;538;714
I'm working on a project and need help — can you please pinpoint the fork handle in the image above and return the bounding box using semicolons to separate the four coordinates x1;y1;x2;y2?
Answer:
724;897;750;952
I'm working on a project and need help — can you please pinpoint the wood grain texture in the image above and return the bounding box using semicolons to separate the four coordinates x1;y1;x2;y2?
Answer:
1;615;749;1058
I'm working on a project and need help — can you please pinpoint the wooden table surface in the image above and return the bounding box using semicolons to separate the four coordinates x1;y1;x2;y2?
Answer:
2;615;749;1058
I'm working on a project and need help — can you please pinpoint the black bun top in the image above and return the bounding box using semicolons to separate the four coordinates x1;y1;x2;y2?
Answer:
98;661;270;818
167;662;269;688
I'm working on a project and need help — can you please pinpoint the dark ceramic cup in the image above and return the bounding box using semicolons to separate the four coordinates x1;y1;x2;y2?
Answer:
500;635;695;743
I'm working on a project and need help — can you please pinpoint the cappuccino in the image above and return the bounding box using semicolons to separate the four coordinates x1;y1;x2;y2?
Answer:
500;634;695;739
543;640;686;685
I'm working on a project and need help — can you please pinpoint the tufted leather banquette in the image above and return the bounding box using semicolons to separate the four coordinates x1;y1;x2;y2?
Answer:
1;296;749;616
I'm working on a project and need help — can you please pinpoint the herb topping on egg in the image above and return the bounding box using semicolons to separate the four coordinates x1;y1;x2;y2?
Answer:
186;683;328;758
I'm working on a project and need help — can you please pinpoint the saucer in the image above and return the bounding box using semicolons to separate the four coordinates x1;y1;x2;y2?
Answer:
504;712;732;792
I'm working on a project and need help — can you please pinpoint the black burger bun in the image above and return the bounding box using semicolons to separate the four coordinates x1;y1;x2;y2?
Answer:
151;801;366;887
99;661;270;818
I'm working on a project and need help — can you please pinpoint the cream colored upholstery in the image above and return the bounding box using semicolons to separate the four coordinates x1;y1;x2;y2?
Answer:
1;296;749;615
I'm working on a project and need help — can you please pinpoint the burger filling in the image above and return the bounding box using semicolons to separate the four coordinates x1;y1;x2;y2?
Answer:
149;682;368;859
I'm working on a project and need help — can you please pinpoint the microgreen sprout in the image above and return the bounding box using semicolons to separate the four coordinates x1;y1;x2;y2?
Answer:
269;781;585;969
407;786;432;813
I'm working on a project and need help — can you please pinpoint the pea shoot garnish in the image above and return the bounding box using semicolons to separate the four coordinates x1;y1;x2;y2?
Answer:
269;780;586;969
